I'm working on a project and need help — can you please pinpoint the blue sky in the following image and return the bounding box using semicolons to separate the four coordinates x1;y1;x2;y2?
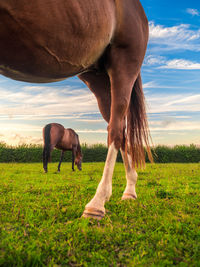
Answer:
0;0;200;146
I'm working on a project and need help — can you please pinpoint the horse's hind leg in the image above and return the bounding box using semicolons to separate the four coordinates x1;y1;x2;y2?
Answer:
43;148;47;172
43;146;50;173
120;149;137;200
57;150;65;172
104;50;144;203
43;144;54;173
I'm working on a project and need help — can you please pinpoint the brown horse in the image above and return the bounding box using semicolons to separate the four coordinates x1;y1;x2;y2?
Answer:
0;0;152;219
43;123;82;173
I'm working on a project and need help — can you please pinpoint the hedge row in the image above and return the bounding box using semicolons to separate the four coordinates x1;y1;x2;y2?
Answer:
0;143;200;163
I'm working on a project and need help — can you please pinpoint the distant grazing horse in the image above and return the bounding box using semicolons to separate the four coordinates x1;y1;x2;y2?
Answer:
0;0;152;219
43;123;82;173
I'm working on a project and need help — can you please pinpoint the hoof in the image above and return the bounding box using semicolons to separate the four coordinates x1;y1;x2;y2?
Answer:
44;170;47;173
82;208;105;220
122;193;137;200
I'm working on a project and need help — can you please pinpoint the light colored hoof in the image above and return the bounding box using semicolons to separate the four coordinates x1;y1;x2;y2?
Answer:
82;207;105;220
122;193;137;200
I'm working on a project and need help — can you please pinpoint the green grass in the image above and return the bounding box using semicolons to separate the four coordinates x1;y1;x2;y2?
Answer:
0;163;200;266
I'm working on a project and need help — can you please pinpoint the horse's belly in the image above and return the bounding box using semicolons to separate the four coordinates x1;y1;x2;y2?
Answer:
0;0;116;83
57;130;74;151
0;65;68;83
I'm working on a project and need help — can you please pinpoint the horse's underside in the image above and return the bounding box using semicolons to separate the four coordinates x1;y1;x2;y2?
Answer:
0;0;116;82
0;0;152;219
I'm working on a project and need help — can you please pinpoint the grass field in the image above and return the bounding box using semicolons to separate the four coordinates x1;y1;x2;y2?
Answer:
0;162;200;266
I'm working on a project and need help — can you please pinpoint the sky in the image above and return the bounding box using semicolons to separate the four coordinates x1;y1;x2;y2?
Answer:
0;0;200;146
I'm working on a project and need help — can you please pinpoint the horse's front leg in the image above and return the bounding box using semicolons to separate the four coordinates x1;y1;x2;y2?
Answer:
72;146;76;171
82;142;118;219
79;71;117;219
57;150;65;172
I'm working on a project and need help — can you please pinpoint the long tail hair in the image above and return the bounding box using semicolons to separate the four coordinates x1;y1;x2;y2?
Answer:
43;124;52;164
127;73;153;167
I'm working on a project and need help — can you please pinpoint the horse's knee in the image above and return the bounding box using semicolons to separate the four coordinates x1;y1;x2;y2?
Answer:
108;96;129;148
108;124;124;149
116;97;129;115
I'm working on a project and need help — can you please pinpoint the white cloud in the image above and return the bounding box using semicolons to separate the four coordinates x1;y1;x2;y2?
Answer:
186;8;199;16
146;92;200;113
76;119;104;123
164;94;200;106
0;114;86;121
143;81;157;89
149;22;188;39
76;129;107;133
149;21;200;52
0;132;43;146
0;123;42;132
159;59;200;70
144;55;166;66
144;55;200;70
0;84;98;117
150;120;200;131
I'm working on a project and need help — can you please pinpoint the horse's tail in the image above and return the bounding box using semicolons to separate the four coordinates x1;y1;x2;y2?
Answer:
127;73;153;168
43;124;52;169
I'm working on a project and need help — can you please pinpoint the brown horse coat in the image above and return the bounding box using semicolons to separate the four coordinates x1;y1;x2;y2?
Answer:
0;0;116;82
43;123;82;172
0;0;152;219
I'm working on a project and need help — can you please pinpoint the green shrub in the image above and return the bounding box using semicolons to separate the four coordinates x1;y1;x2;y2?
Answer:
0;142;200;163
152;144;200;163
